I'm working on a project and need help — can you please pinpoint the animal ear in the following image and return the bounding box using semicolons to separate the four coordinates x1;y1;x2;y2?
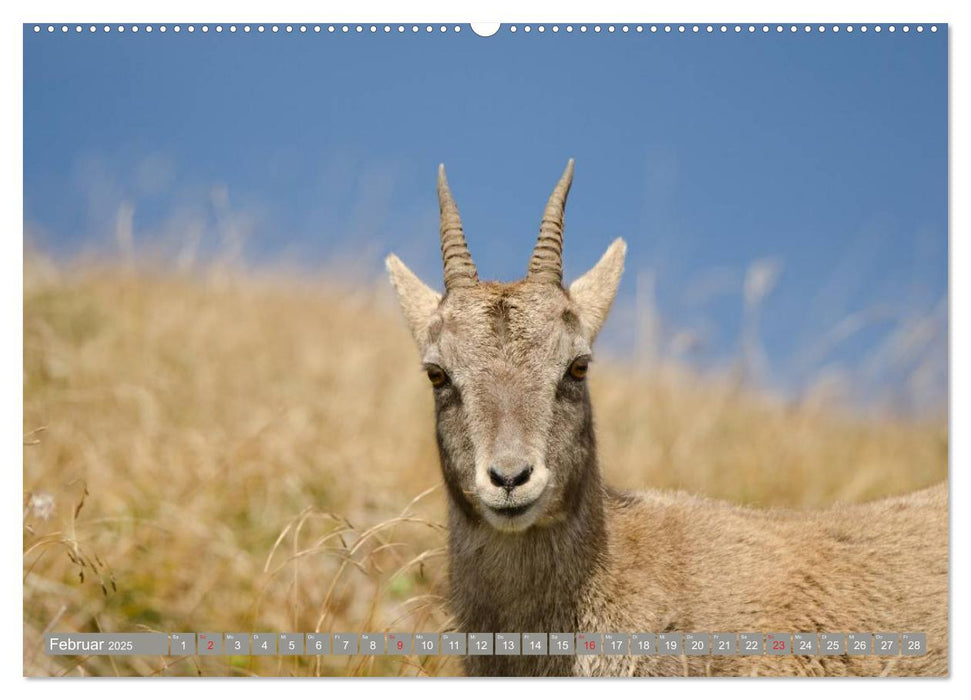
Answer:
568;238;626;342
386;253;442;344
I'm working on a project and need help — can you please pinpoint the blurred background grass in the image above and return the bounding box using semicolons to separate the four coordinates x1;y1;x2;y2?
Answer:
22;250;947;677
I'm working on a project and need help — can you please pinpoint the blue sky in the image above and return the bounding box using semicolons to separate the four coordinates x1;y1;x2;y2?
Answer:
23;25;948;411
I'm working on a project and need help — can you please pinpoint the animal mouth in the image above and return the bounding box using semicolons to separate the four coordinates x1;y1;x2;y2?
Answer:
487;502;535;518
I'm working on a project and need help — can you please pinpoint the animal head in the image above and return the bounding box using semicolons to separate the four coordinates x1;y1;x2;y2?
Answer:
386;160;625;532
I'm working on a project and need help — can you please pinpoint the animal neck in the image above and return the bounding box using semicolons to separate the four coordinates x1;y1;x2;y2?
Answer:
443;445;607;634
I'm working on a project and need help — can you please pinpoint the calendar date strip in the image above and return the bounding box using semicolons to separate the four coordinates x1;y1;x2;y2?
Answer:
45;631;928;657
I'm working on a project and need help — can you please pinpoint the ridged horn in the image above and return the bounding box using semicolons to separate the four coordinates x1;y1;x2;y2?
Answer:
437;164;478;290
528;159;574;285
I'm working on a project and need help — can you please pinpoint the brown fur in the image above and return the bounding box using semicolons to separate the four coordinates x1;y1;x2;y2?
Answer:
573;484;947;676
386;165;948;677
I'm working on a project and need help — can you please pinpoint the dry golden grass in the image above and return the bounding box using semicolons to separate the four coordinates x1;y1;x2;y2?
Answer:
22;253;947;677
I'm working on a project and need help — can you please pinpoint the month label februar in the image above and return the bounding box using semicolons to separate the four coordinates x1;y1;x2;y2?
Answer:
45;633;168;656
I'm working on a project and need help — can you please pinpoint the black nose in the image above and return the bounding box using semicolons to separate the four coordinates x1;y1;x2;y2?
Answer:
488;464;533;492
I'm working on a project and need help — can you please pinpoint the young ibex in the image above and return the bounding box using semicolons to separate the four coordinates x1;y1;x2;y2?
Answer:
386;161;947;677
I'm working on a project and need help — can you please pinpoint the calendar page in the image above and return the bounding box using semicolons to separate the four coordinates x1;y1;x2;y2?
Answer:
21;11;949;683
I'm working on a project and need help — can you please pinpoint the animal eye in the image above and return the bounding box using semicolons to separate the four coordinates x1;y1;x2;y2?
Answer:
568;356;590;380
425;364;449;388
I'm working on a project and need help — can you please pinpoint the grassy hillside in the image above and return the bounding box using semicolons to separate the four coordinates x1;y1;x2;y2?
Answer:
22;254;947;676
